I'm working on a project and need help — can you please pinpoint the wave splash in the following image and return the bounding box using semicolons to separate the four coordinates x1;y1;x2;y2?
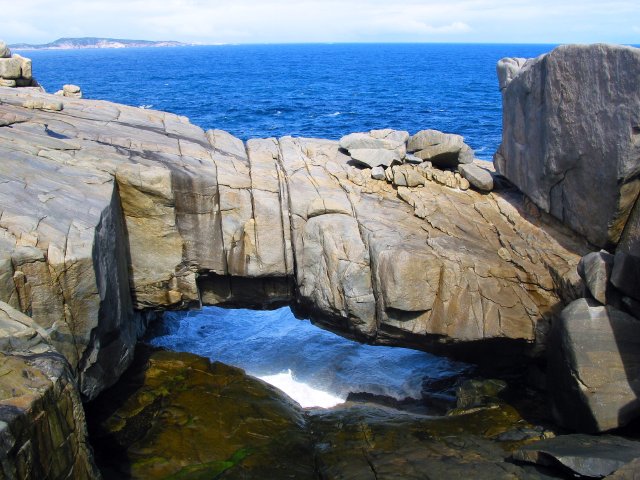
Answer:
149;306;468;409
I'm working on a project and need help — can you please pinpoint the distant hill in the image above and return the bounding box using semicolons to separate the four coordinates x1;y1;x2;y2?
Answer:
9;37;192;50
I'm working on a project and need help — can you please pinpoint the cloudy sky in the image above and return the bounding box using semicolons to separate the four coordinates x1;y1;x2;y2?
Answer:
2;0;639;45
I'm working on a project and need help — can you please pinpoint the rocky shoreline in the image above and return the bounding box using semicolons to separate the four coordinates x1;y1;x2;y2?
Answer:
0;42;639;478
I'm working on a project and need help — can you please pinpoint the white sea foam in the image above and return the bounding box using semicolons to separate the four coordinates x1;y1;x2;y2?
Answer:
259;370;346;408
328;111;341;116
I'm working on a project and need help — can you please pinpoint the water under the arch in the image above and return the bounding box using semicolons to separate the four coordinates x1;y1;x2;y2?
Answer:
148;306;470;409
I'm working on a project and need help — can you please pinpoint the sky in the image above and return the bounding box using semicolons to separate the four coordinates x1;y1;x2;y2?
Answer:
1;0;639;45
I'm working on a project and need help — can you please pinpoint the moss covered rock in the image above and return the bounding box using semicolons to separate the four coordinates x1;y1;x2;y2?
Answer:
87;346;315;479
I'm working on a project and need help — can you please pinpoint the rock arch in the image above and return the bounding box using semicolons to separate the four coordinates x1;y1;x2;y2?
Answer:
0;87;587;400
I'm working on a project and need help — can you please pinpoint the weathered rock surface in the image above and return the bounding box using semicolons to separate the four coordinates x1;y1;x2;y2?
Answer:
495;44;640;251
0;301;50;353
408;129;474;168
459;162;494;192
549;298;640;432
0;85;590;398
578;250;616;305
0;343;100;478
513;434;640;478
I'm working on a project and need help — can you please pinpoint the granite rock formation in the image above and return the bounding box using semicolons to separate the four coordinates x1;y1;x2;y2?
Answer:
0;302;99;479
0;43;37;88
495;44;640;251
55;84;83;98
0;84;588;405
2;43;639;474
496;44;640;433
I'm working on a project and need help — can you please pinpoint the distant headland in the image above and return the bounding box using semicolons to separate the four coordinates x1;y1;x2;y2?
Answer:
9;37;192;50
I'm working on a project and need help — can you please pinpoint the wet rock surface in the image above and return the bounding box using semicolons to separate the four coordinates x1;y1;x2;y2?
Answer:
88;347;574;480
86;346;316;479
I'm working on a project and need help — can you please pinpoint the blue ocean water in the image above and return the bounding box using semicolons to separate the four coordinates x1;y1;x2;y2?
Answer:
22;44;553;160
149;306;469;408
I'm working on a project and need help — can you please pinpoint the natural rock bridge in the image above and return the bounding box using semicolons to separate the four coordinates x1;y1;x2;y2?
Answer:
0;80;588;401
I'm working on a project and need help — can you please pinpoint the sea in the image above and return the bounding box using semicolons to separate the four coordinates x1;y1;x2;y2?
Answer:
22;43;556;408
23;43;554;160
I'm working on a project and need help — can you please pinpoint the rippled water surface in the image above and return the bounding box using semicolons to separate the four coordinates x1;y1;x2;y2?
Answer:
23;43;554;160
149;307;469;408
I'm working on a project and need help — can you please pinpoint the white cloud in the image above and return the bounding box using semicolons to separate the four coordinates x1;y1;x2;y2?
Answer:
1;0;639;44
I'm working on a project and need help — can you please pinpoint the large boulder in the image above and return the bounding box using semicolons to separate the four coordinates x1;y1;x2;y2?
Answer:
0;58;22;79
495;44;640;250
458;162;494;192
577;250;616;305
340;129;408;168
0;41;11;58
408;129;474;168
548;298;640;432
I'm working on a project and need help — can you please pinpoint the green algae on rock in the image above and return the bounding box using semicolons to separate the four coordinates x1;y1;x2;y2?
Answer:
86;346;316;479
